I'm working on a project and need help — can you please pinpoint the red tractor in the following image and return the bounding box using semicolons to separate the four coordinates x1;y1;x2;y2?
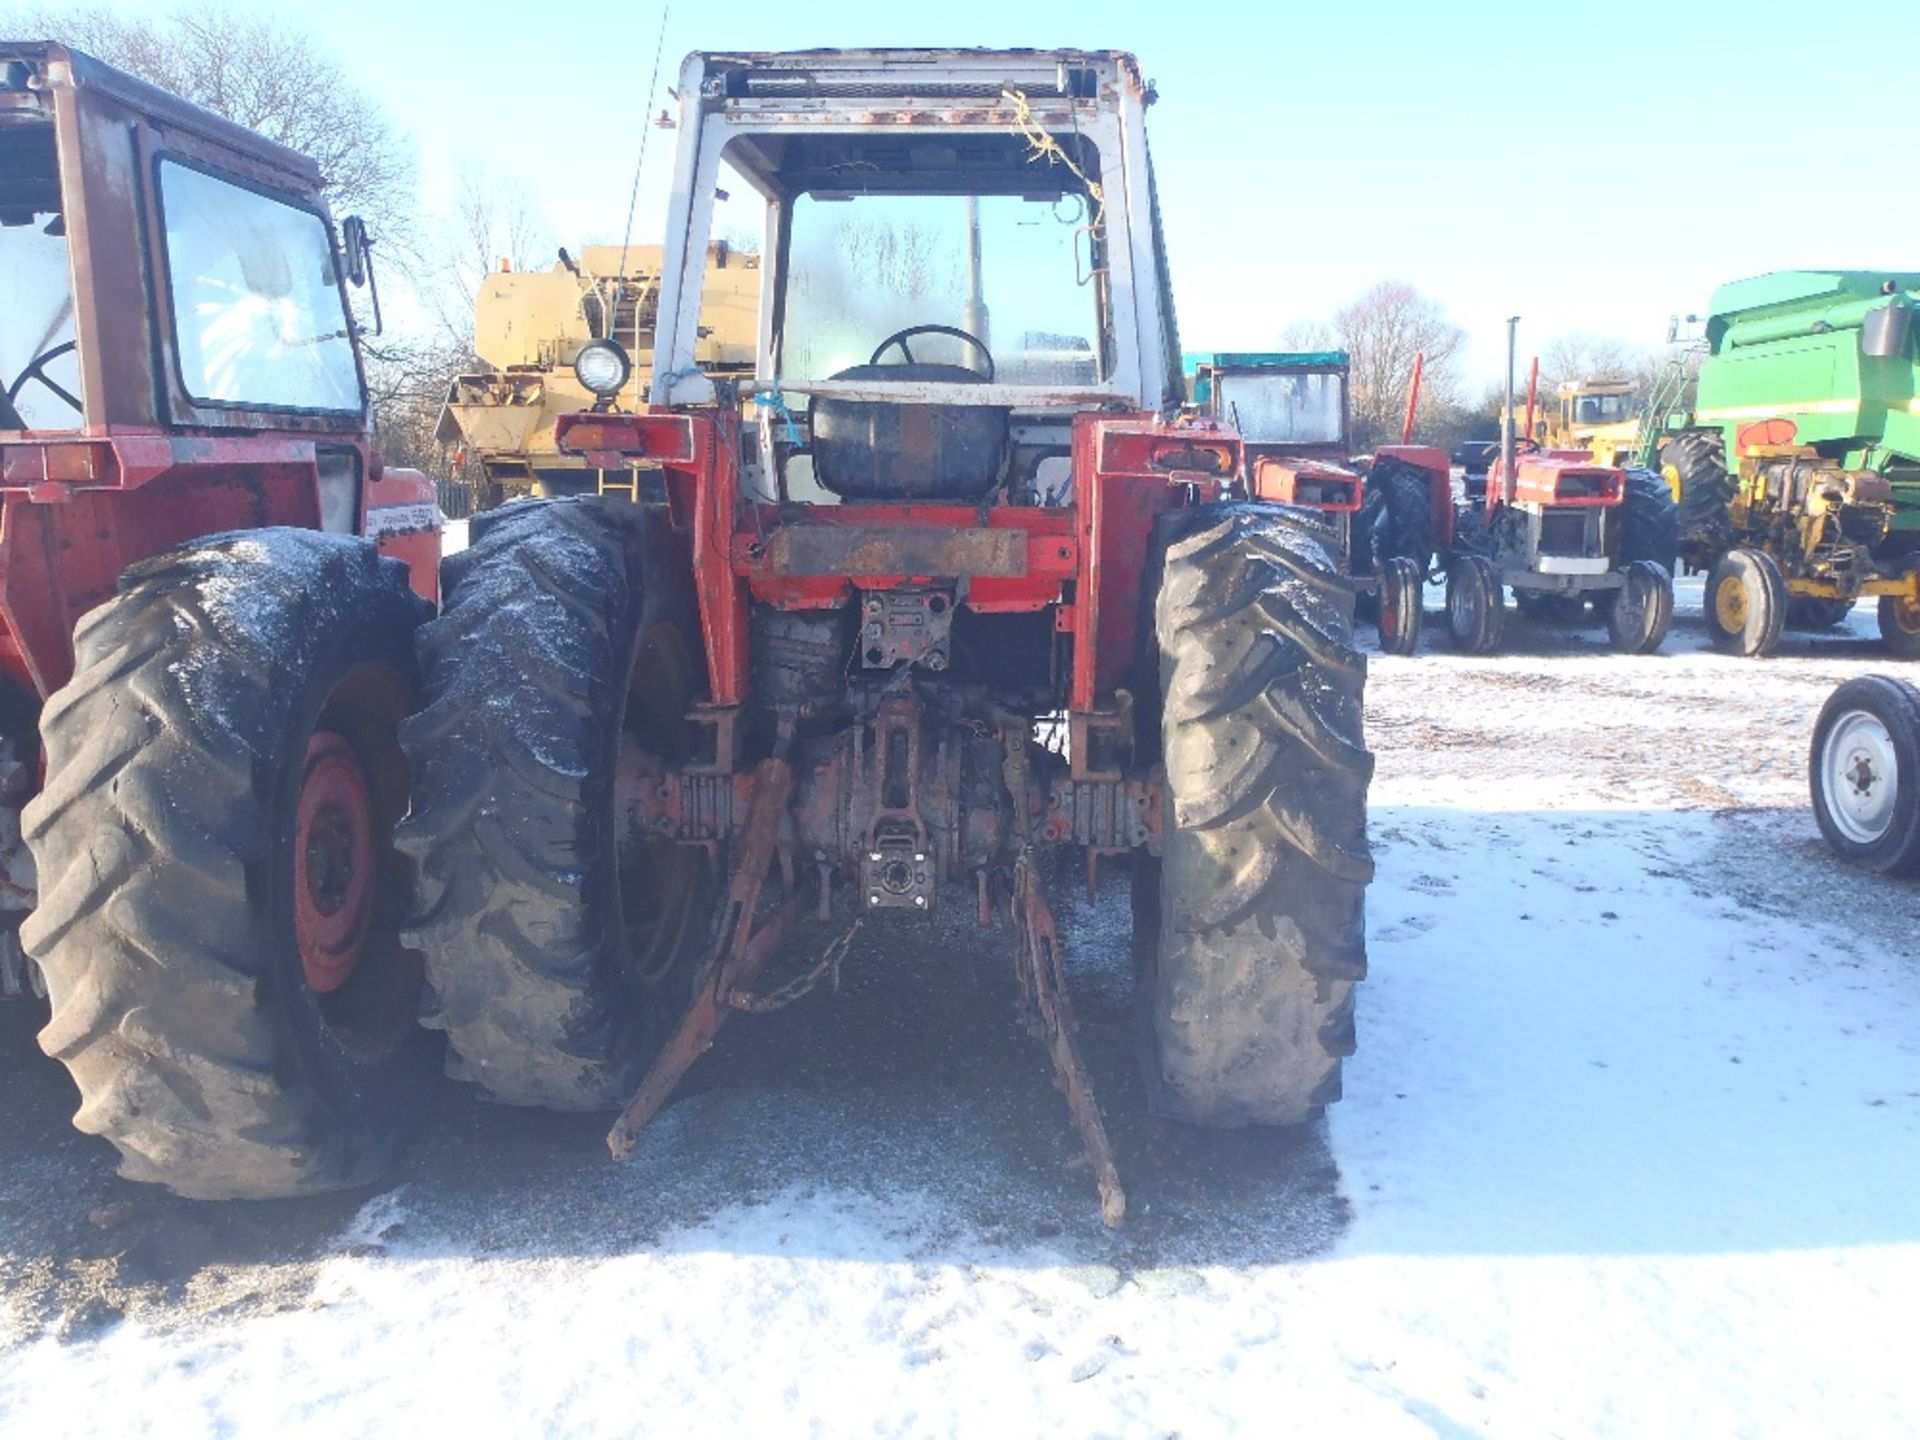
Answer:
1365;335;1678;656
0;44;441;1195
1188;351;1431;656
393;49;1376;1226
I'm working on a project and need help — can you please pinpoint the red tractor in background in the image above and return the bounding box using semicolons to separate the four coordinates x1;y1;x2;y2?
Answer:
1365;332;1678;655
1189;350;1429;655
0;44;441;1196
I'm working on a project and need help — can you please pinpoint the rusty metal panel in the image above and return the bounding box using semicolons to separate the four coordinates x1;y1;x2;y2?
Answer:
764;524;1028;578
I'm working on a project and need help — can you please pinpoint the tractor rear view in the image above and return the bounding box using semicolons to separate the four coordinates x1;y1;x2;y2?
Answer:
0;44;442;1197
397;49;1375;1225
1656;271;1920;658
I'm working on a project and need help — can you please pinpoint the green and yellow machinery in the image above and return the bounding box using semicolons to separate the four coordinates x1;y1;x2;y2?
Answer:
1655;270;1920;657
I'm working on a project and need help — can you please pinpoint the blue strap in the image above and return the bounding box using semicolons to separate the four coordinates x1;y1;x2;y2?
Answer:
758;387;804;447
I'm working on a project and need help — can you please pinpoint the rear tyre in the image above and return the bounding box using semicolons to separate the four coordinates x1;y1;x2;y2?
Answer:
23;532;429;1199
1369;458;1439;575
1445;555;1505;654
397;498;715;1109
1133;504;1373;1126
1788;597;1857;630
1376;555;1422;656
1619;467;1681;575
1877;561;1920;659
1705;548;1786;657
1809;675;1920;875
1664;430;1735;553
1607;561;1674;654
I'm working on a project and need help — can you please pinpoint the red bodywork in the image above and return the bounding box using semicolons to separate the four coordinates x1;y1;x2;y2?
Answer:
556;409;1235;715
1250;455;1363;513
0;430;437;698
1491;452;1625;509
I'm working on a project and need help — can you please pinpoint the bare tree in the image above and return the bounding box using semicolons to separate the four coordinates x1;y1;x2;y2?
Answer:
4;6;415;249
1330;282;1465;449
425;162;551;349
1538;332;1648;393
1278;318;1337;352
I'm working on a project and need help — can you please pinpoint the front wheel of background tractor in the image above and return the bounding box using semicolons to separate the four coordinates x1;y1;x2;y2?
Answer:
1876;560;1920;659
1809;675;1920;875
1607;561;1675;654
397;499;716;1110
1133;504;1373;1126
1376;554;1423;656
1705;548;1786;657
22;532;430;1199
1445;555;1505;654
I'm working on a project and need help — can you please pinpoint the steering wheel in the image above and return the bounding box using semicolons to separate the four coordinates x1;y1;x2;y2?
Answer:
868;324;995;382
4;340;81;426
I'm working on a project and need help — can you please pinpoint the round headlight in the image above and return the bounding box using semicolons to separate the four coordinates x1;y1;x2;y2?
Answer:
574;339;631;397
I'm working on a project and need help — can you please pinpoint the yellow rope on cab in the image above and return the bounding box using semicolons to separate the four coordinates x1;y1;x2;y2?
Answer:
1001;88;1105;235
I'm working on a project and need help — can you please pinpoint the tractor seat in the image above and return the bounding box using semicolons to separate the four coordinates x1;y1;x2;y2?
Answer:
810;362;1008;502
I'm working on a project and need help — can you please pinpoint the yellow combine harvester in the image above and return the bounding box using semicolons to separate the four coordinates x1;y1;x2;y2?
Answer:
437;242;759;506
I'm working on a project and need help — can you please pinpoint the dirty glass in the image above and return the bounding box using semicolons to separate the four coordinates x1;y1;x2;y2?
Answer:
780;191;1102;386
159;161;360;412
1215;370;1344;445
0;213;81;429
1574;393;1634;424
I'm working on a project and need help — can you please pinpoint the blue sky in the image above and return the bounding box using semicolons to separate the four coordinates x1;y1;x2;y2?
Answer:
85;0;1920;385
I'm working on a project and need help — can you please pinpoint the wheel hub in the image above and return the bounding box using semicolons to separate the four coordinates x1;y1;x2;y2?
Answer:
295;730;377;995
1893;592;1920;636
1715;575;1748;631
1821;709;1899;845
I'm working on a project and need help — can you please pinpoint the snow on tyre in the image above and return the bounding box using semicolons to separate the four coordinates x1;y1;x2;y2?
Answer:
23;532;430;1199
397;498;716;1110
1134;504;1374;1126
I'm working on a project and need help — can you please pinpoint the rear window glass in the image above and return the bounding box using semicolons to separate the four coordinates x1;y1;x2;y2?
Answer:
159;161;360;412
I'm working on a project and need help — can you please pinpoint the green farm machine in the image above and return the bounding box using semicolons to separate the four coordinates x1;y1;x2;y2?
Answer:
1654;271;1920;657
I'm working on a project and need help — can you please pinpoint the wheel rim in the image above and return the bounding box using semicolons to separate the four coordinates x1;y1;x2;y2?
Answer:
1821;709;1900;845
1714;573;1748;632
1892;591;1920;637
294;731;377;995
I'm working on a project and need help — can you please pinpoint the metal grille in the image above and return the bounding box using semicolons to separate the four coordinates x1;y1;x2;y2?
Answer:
1537;508;1589;557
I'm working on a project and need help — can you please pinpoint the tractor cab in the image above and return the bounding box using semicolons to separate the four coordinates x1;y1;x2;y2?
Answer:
570;51;1193;507
1187;350;1362;514
1547;376;1642;465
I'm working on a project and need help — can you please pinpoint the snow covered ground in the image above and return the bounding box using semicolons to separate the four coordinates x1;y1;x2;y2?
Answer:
1;578;1916;1437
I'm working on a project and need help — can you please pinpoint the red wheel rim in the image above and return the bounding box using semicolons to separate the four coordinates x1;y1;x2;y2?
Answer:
294;730;377;995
